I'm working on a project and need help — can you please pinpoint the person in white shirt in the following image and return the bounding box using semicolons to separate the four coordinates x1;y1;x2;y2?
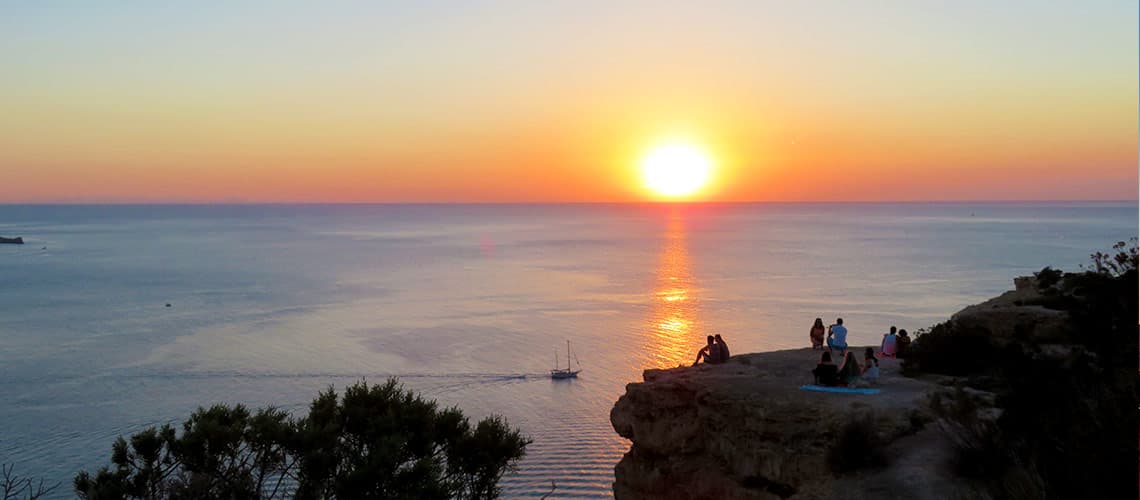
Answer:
827;317;848;356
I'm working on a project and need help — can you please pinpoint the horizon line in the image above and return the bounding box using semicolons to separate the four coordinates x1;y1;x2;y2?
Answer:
1;199;1136;206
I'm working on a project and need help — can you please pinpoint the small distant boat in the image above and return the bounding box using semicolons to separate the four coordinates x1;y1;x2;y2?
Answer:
0;236;24;245
551;340;581;380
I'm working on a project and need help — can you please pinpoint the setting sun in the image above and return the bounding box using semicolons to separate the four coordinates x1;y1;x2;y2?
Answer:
641;143;713;198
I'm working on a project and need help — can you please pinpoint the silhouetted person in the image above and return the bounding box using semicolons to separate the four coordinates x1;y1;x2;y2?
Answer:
714;334;730;362
809;318;826;349
896;329;911;358
881;326;898;358
812;351;838;386
692;335;719;366
838;351;861;386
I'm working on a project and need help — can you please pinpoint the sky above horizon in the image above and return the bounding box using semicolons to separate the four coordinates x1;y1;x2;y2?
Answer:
2;1;1137;203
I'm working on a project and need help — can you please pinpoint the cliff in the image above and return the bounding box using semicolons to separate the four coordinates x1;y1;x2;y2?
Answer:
949;275;1071;344
610;350;972;499
607;276;1070;499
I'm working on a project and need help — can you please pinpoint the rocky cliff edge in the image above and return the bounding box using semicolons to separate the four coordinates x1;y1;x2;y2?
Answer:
607;276;1058;499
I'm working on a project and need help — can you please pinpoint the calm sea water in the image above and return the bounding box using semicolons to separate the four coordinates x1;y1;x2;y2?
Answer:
1;202;1135;498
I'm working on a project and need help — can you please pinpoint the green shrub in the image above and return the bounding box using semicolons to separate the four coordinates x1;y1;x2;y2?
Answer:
907;249;1138;499
75;379;530;500
995;349;1136;500
1032;266;1062;290
901;322;1001;377
1055;269;1137;365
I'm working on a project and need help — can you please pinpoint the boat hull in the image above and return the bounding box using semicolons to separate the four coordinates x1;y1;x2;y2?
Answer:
550;370;580;379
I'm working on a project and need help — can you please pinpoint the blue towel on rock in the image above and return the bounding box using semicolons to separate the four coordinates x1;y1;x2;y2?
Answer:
799;385;880;395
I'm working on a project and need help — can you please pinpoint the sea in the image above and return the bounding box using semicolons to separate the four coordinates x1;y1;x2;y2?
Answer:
1;202;1135;498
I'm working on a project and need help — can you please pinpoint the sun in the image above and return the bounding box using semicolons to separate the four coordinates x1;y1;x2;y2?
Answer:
641;142;713;197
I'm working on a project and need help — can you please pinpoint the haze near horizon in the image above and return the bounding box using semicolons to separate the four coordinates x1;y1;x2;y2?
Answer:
2;2;1137;203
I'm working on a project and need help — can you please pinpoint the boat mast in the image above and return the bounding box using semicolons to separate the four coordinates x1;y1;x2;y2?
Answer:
566;340;571;371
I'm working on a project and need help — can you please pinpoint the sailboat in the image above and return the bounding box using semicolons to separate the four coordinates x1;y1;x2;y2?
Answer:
551;340;581;379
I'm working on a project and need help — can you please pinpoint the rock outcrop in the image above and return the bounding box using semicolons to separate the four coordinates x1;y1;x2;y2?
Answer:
608;275;1060;499
610;351;966;499
949;278;1071;343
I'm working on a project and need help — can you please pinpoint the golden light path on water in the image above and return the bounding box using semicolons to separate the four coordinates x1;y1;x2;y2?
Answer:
644;209;703;369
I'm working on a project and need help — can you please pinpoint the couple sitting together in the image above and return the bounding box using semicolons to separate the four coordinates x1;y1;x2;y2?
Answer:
809;317;849;352
880;326;912;358
692;334;730;366
812;347;879;387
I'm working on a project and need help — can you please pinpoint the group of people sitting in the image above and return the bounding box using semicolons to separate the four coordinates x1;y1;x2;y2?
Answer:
878;325;911;358
808;318;914;387
688;319;914;389
692;334;730;366
812;348;879;387
809;318;911;358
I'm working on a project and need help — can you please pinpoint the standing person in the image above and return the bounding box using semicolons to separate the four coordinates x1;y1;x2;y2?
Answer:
862;347;880;384
881;326;898;358
827;318;848;356
809;318;826;349
714;334;730;362
838;351;861;386
692;336;720;366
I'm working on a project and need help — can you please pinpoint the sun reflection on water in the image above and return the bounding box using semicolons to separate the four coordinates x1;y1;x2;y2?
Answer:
643;210;702;369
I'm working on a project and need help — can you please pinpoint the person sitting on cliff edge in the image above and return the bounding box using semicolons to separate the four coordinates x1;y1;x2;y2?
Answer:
896;329;912;358
809;318;826;349
881;326;898;358
714;334;730;362
692;335;721;366
862;347;880;384
826;318;848;356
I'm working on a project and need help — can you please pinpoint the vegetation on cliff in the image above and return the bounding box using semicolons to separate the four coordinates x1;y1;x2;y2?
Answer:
904;240;1138;499
825;411;889;475
74;379;529;499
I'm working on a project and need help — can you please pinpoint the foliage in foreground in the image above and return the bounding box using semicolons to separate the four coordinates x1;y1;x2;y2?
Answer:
1083;237;1138;277
74;379;530;499
906;241;1138;499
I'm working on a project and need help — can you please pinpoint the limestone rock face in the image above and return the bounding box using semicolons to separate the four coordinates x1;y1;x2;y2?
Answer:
950;277;1071;342
610;352;934;499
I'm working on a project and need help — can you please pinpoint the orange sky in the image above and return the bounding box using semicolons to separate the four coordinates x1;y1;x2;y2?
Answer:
2;3;1136;203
